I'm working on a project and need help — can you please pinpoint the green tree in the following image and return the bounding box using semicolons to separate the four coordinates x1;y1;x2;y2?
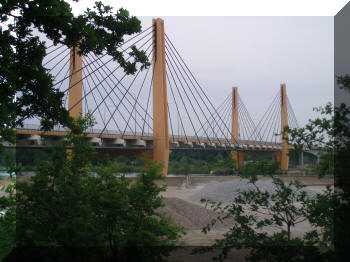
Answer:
284;102;334;177
0;179;16;261
197;160;335;262
1;115;184;261
195;73;350;261
89;160;185;260
0;0;150;149
0;156;16;261
213;154;237;175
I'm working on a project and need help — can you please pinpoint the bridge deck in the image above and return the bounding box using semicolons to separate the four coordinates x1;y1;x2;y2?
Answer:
12;125;284;151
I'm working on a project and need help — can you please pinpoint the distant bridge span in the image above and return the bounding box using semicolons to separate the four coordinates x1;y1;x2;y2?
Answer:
14;123;290;171
15;125;284;151
12;18;301;175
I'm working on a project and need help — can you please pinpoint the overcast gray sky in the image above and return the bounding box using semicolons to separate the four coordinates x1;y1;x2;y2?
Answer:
39;5;334;134
136;16;333;127
67;1;334;129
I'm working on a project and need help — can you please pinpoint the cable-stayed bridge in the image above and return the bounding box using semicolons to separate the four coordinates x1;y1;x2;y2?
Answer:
13;18;301;174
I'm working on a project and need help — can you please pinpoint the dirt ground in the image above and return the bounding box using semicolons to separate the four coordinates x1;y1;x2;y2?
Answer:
159;175;333;246
0;177;14;197
0;177;13;187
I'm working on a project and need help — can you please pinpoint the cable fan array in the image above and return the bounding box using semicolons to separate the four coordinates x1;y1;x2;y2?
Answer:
164;34;237;146
41;26;155;138
252;91;299;144
196;91;262;142
36;26;239;146
28;24;299;148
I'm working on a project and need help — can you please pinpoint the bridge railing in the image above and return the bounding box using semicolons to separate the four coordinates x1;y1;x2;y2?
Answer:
16;124;282;146
17;124;154;137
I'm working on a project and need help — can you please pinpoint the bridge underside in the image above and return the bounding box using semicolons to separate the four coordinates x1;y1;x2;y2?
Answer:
95;149;154;160
11;129;290;173
232;150;289;171
96;149;290;172
14;129;283;150
16;18;300;176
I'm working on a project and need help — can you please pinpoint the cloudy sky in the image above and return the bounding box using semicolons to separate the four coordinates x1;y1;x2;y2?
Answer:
136;16;334;126
65;1;334;130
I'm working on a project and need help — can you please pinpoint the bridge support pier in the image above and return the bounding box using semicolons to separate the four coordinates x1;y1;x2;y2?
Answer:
68;44;83;118
231;87;240;168
233;84;290;171
280;84;289;171
232;87;239;141
234;151;282;169
299;151;304;166
232;151;240;168
66;43;83;158
152;18;169;176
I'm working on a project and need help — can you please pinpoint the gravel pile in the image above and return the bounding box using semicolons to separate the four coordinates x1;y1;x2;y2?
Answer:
188;179;318;204
158;197;234;230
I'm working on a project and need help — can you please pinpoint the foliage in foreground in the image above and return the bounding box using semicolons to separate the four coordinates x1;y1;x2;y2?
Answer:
0;0;150;151
0;177;16;261
168;150;237;175
284;102;334;177
0;149;18;260
0;116;185;261
196;159;335;262
194;74;350;261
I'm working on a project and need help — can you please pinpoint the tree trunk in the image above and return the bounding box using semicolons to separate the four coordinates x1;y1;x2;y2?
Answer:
287;222;291;241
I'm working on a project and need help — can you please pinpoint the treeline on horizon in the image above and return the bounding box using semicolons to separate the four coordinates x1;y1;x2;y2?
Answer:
0;148;310;175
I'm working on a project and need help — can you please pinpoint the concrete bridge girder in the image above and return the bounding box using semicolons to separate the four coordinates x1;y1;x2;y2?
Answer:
206;142;217;148
193;142;205;148
216;143;226;148
88;137;102;147
127;139;147;148
229;144;236;149
170;141;179;148
180;141;193;148
14;132;289;152
13;134;153;150
17;134;43;146
110;138;126;147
